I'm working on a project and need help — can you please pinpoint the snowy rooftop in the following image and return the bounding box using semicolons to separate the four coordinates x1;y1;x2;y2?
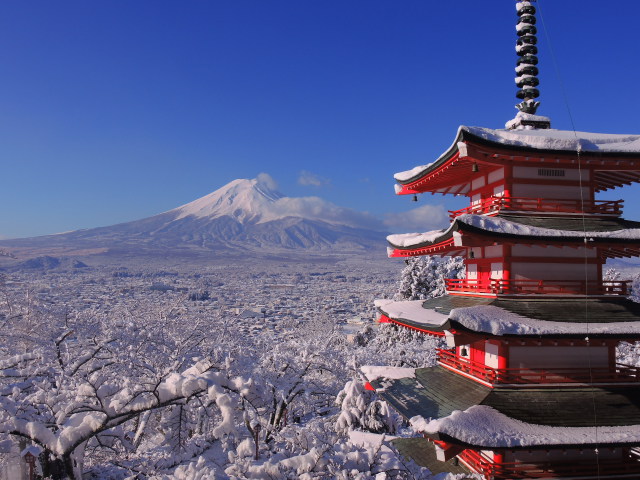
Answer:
373;365;640;448
387;214;640;250
465;126;640;154
376;296;640;337
411;405;640;448
450;304;640;336
395;125;640;183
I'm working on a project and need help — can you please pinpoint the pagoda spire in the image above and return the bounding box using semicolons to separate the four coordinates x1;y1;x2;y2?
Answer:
515;1;540;114
507;1;550;129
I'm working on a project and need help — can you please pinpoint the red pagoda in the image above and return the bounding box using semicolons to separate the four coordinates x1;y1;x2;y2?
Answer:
372;1;640;478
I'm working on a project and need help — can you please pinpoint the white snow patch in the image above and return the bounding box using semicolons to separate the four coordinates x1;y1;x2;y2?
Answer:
465;125;640;153
458;214;640;240
411;405;640;447
450;305;640;336
394;163;434;183
387;224;453;248
388;214;640;250
377;299;449;326
348;430;397;448
394;125;640;185
361;366;416;382
373;299;394;309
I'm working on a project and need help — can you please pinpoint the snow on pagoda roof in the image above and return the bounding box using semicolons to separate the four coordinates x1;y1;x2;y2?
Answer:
410;405;640;448
387;214;640;251
376;297;640;337
465;126;640;154
450;304;640;336
394;125;640;183
360;365;416;382
375;298;448;327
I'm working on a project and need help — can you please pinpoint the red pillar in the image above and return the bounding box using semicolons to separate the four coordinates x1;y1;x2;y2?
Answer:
498;341;508;370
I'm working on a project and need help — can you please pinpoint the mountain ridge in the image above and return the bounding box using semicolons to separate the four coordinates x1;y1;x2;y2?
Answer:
0;176;388;259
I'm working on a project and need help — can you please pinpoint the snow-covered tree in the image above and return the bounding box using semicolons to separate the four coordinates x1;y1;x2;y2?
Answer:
0;304;255;479
353;324;444;368
396;256;464;301
335;380;398;436
0;268;446;479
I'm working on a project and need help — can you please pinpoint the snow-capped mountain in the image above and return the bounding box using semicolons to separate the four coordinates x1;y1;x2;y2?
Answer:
171;177;286;224
0;176;388;258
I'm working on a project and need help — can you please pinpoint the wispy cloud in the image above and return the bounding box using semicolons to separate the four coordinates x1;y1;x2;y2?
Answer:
383;204;449;232
272;196;384;231
297;170;331;187
256;172;279;190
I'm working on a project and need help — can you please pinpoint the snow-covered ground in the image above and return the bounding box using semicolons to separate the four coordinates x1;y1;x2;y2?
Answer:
2;255;640;479
0;256;446;479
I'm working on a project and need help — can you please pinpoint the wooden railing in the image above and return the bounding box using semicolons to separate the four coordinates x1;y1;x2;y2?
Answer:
437;349;640;385
459;448;640;479
449;197;624;219
445;278;630;296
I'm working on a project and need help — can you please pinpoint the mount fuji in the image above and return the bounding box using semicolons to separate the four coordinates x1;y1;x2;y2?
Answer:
0;176;388;259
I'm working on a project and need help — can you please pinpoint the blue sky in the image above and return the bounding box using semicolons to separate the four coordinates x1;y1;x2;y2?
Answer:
1;1;639;238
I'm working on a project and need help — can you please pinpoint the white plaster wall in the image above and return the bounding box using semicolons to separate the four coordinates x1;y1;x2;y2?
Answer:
512;262;597;281
490;263;503;279
513;166;589;181
484;246;503;258
471;176;486;190
508;346;609;369
512;183;590;200
466;264;478;281
512;245;597;258
485;342;499;369
488;168;505;184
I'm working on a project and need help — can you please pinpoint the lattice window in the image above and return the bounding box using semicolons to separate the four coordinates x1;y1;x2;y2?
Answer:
537;168;565;177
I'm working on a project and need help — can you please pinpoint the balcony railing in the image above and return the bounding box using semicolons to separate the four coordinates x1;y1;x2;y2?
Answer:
449;196;624;219
437;349;640;386
459;448;640;479
445;278;630;296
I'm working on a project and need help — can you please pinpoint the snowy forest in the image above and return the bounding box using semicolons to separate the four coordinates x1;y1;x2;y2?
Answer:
1;256;639;479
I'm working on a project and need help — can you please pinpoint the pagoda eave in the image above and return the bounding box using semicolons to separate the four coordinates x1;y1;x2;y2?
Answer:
378;314;447;337
412;402;640;450
377;297;640;339
422;430;640;451
379;313;640;341
395;126;640;195
388;237;466;258
370;367;640;449
388;214;640;258
447;319;640;341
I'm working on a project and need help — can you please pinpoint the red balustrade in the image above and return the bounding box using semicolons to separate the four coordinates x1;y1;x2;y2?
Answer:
437;348;640;385
446;278;629;296
459;448;640;479
449;197;624;219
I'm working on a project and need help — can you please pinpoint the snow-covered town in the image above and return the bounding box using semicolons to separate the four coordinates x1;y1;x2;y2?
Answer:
0;254;453;478
0;257;397;342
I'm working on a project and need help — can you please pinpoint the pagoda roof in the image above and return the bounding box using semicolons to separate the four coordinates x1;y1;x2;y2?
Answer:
369;365;640;448
376;295;640;338
390;438;471;475
387;213;640;258
394;126;640;194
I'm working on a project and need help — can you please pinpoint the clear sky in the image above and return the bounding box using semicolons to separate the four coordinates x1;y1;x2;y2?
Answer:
1;1;639;238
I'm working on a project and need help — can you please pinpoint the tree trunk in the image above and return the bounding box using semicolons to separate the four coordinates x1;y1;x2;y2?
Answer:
62;454;76;480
